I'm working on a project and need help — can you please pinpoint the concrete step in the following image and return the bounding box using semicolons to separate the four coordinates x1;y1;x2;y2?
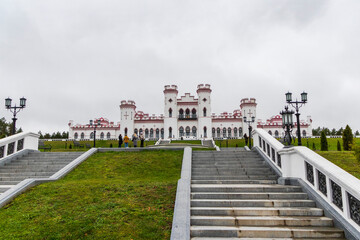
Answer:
0;172;55;177
191;207;323;217
191;238;346;240
191;192;308;200
1;165;68;170
0;176;51;181
191;199;316;208
190;226;344;238
0;168;64;173
191;180;277;184
191;184;302;193
0;181;21;185
191;216;334;227
191;176;279;180
191;170;274;175
0;186;12;193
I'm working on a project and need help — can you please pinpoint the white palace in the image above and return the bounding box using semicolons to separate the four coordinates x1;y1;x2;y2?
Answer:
68;84;313;140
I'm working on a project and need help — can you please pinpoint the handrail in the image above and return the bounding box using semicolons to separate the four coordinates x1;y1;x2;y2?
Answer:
253;128;360;234
0;132;39;160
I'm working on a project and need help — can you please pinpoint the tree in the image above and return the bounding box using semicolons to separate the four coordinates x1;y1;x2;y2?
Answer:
336;127;344;136
355;130;360;136
0;118;11;138
343;125;354;151
337;140;341;151
320;131;328;151
331;128;337;136
312;142;316;151
353;144;360;162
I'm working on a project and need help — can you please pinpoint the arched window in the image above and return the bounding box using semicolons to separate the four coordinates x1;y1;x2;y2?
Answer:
100;132;104;139
192;126;197;137
212;128;215;138
161;128;164;139
234;128;238;137
302;130;307;137
179;109;184;118
268;131;272;136
90;132;94;139
169;127;172;138
169;108;172;118
145;129;149;138
239;127;243;136
107;132;111;139
124;128;128;135
203;108;207;117
139;128;143;134
74;132;78;139
150;129;154;138
80;132;84;139
191;109;196;118
179;127;184;137
275;130;279;137
186;126;190;137
185;109;190;118
156;128;160;139
134;128;138;135
223;128;226;138
217;128;221;137
204;127;207;138
228;127;232;138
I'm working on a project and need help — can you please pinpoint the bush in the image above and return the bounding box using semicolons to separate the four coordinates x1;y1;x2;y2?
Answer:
312;142;316;151
353;144;360;162
69;144;72;149
343;125;354;151
337;140;341;151
320;131;328;151
110;143;113;148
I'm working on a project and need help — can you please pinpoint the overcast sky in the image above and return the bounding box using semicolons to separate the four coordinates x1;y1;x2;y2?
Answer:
1;0;360;134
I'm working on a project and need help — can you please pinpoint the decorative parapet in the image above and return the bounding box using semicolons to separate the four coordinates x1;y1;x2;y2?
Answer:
240;98;257;108
164;85;179;94
0;132;39;160
120;100;136;109
252;128;360;238
196;84;212;93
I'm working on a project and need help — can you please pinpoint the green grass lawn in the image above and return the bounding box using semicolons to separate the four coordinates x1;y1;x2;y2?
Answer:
40;140;156;152
317;151;360;180
292;137;360;151
215;139;246;148
0;151;182;239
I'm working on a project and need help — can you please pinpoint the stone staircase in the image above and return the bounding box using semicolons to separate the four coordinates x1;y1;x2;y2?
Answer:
0;152;83;195
190;150;346;239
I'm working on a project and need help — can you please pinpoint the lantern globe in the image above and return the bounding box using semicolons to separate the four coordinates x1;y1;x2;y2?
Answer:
286;92;292;102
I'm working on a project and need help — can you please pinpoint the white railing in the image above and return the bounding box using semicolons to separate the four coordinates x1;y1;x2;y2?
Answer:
253;129;284;173
253;128;360;234
0;132;39;160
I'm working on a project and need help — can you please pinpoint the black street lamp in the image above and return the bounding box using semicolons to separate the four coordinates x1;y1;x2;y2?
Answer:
90;119;101;147
5;97;27;135
243;116;255;148
285;91;308;146
280;106;295;146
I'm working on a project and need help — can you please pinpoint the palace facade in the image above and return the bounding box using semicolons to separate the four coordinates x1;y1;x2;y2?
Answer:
68;84;312;140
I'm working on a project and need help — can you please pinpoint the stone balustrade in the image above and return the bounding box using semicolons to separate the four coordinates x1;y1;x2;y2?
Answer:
0;132;39;160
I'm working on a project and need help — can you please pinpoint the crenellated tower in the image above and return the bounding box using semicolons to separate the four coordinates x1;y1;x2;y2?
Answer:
120;100;136;137
240;98;257;135
163;85;178;139
197;84;212;138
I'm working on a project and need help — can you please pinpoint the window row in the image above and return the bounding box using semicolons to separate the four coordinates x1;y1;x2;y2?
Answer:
211;127;243;138
168;108;207;118
267;130;307;137
74;132;111;139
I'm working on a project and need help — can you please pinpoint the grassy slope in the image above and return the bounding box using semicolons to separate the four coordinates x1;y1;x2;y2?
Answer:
41;140;156;152
317;151;360;179
0;151;182;239
170;140;201;144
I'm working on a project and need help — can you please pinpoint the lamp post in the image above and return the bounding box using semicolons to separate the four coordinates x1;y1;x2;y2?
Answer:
90;119;101;147
280;106;295;146
243;116;255;148
5;97;27;135
285;91;307;146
